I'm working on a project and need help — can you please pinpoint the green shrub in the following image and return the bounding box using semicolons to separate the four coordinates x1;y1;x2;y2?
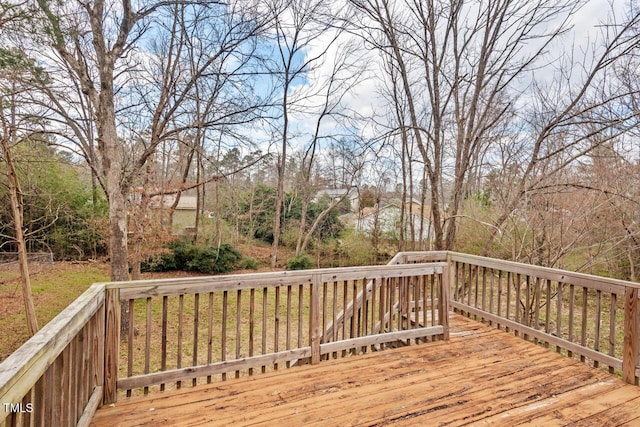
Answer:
142;241;242;274
140;250;177;272
286;254;313;270
239;257;259;270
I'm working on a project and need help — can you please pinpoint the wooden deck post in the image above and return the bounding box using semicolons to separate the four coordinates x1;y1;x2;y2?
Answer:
441;261;452;341
623;287;640;385
310;275;321;364
103;288;121;404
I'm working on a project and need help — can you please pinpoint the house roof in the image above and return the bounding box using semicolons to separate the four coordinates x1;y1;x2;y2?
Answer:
150;195;198;210
314;188;357;200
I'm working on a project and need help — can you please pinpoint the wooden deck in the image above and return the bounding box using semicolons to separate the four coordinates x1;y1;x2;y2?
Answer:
91;314;640;426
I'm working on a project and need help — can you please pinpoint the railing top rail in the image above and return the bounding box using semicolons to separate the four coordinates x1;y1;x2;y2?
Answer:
396;251;449;259
447;251;640;292
109;263;449;300
0;283;105;407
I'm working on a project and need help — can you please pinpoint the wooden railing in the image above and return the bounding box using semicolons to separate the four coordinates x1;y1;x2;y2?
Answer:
441;252;640;385
104;263;448;401
320;251;449;351
0;251;638;426
0;284;105;427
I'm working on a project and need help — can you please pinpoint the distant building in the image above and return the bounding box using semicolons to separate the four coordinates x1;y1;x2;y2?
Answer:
355;201;432;242
313;188;359;212
148;194;198;234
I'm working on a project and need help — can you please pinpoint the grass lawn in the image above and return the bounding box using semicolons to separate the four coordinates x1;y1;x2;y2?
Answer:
0;243;286;363
0;261;110;361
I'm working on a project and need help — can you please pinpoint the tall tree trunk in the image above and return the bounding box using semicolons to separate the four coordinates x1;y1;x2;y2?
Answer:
271;153;285;267
3;143;38;336
272;76;289;267
295;195;309;255
97;85;131;335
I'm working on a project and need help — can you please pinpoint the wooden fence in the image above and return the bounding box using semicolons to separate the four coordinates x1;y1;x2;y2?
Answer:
0;251;638;426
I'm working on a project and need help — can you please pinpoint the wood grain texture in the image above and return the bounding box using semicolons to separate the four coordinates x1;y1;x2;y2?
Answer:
102;288;119;405
91;314;640;427
623;287;640;384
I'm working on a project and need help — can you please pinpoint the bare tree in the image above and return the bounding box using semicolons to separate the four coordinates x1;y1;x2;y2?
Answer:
32;0;269;285
265;0;345;267
348;0;640;254
292;44;367;255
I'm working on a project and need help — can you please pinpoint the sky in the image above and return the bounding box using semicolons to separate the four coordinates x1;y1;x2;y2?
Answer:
277;0;635;181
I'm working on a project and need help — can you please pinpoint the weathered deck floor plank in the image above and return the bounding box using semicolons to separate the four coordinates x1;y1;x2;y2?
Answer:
91;314;640;426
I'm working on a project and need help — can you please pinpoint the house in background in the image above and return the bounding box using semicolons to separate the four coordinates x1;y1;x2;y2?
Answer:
146;194;198;235
168;195;198;233
313;188;360;213
355;201;432;242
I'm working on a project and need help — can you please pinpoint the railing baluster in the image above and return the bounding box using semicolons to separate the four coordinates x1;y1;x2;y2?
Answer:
63;337;71;425
73;328;81;421
207;292;213;382
177;294;184;388
609;293;617;374
515;273;521;337
262;287;267;374
69;335;77;423
488;268;495;324
404;276;411;333
342;280;348;356
298;284;304;351
544;279;551;347
481;267;487;313
351;280;357;354
127;299;134;397
453;261;460;303
474;266;480;313
568;285;575;358
249;289;255;376
524;275;531;332
390;277;398;332
363;278;370;351
193;293;200;386
581;288;588;363
378;277;386;341
160;295;168;390
286;285;292;367
466;264;473;311
235;290;242;378
145;297;152;394
332;281;338;345
221;291;227;381
77;321;86;419
310;274;321;364
533;277;541;343
419;276;425;329
556;282;563;354
321;282;327;356
274;286;280;369
505;272;511;332
497;271;503;329
594;290;602;368
370;279;376;350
